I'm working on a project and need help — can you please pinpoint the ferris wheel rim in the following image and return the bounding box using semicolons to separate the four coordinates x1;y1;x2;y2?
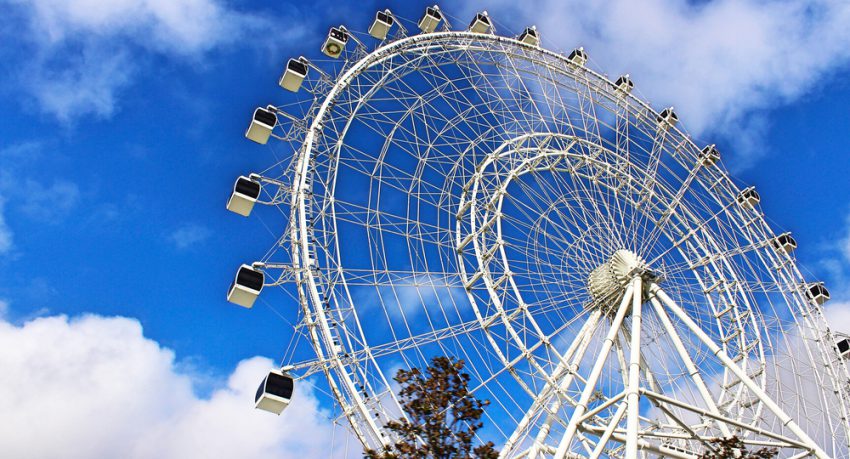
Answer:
255;21;850;458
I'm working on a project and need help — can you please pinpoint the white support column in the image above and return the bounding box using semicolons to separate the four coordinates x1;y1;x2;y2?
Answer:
554;283;636;459
625;276;643;458
649;296;732;438
650;283;829;459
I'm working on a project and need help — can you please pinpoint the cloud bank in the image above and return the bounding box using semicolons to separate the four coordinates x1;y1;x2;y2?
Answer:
0;312;351;458
477;0;850;163
3;0;295;121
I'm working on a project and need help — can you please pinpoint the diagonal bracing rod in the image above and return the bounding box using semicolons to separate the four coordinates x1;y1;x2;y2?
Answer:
649;283;829;459
649;295;732;438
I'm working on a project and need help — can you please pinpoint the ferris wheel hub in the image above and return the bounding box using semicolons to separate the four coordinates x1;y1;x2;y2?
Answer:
587;249;654;307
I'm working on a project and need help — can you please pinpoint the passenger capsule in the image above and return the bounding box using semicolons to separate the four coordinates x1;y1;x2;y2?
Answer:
322;27;349;58
656;107;678;127
227;264;264;308
226;175;261;217
279;57;308;92
613;75;633;94
469;11;491;34
806;282;830;306
518;26;539;46
255;370;294;415
837;337;850;359
369;10;394;40
736;187;760;208
418;5;442;33
245;106;277;145
567;47;588;67
699;144;720;166
771;233;797;254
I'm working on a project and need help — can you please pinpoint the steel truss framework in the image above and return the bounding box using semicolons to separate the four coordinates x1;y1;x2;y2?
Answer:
240;16;850;459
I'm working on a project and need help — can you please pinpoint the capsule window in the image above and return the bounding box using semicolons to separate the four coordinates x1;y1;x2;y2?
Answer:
237;266;264;291
377;11;393;25
287;59;307;76
426;7;442;20
837;338;850;355
255;380;266;403
253;108;277;127
264;372;294;399
235;177;261;199
329;27;348;42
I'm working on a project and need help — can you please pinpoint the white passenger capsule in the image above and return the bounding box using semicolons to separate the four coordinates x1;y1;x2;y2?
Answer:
278;57;308;92
736;186;760;208
806;282;830;306
255;369;294;415
468;11;491;34
418;5;442;33
369;10;394;40
656;107;678;127
226;175;261;217
567;47;588;67
699;144;720;166
613;75;633;94
227;264;264;308
245;106;276;145
771;232;797;254
518;26;539;46
322;27;349;58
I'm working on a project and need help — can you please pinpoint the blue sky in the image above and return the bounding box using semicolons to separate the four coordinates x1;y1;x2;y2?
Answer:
1;0;850;457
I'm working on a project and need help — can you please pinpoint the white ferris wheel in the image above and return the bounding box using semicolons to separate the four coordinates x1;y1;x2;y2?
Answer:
224;6;850;458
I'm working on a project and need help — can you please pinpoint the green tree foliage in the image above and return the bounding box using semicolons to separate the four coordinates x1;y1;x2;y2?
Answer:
364;356;499;459
698;436;778;458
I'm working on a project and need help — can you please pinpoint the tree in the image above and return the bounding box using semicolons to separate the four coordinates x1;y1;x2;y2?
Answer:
698;436;778;459
364;356;499;459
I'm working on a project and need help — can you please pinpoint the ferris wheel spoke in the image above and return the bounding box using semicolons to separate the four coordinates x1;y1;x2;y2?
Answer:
503;308;603;457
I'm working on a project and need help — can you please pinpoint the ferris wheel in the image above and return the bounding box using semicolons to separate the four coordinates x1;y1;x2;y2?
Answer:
223;5;850;458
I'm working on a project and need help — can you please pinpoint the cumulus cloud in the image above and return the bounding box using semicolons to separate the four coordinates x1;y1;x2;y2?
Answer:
0;312;352;458
3;0;303;121
477;0;850;164
169;223;212;250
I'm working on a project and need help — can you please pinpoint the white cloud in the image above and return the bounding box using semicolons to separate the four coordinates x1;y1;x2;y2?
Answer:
169;223;212;250
0;313;352;458
17;179;81;222
5;0;301;121
477;0;850;164
825;301;850;334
